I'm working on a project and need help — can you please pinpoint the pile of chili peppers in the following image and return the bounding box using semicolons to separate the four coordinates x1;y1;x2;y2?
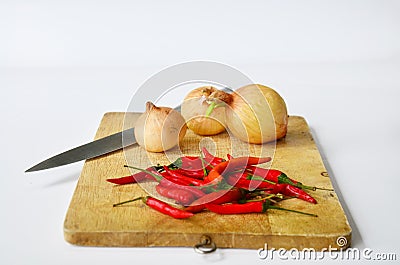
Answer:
110;148;332;219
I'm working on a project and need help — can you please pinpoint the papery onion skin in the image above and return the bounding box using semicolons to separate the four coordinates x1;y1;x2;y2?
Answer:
225;84;288;144
181;86;226;136
134;102;187;152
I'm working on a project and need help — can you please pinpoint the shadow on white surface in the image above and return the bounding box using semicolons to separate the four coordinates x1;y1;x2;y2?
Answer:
310;127;364;249
43;171;81;188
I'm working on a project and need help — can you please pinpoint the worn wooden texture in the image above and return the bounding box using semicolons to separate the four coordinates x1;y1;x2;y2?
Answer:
64;112;351;250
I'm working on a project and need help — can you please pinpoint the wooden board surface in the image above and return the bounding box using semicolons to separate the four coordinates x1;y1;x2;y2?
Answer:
64;112;351;250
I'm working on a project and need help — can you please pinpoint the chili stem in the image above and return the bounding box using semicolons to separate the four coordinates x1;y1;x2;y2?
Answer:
294;183;334;191
314;187;334;191
199;152;208;177
247;174;276;185
246;194;278;203
113;197;142;207
124;165;162;181
269;205;318;217
251;171;333;192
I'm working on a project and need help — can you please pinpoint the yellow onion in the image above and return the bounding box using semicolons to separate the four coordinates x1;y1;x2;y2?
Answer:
210;84;288;144
134;102;187;152
181;86;227;135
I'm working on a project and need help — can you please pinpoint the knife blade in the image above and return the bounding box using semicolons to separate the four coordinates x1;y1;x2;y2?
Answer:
25;128;136;172
25;87;233;173
26;106;183;172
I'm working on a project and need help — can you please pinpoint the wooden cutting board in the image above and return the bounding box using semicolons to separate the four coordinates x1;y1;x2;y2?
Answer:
63;112;351;250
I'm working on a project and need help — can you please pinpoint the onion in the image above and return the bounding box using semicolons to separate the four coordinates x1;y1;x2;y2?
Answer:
209;84;288;144
134;102;187;152
181;86;227;135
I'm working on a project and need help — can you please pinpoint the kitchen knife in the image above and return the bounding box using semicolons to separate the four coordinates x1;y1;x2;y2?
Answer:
25;87;233;173
25;127;136;172
25;104;183;172
25;104;178;172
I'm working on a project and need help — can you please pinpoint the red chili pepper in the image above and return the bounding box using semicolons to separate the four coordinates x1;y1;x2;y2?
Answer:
146;196;194;219
106;166;159;185
155;184;196;205
246;166;333;191
202;147;225;167
226;155;281;186
246;166;281;182
161;172;193;186
180;156;204;170
185;188;243;213
204;156;272;183
123;164;194;186
246;166;316;191
159;178;206;198
113;196;194;219
163;166;206;186
263;183;317;204
226;173;275;190
278;184;317;204
172;168;205;179
206;200;317;217
226;172;317;203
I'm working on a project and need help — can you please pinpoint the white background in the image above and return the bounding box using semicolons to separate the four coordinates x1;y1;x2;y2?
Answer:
1;0;400;264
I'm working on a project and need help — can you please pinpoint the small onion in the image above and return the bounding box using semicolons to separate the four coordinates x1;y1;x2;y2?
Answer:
210;84;288;144
134;102;187;152
181;86;227;136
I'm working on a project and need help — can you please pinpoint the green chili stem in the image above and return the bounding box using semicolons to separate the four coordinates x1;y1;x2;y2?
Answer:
247;174;276;185
199;152;208;178
246;194;277;203
279;174;333;191
269;205;318;217
294;183;334;191
314;187;334;191
124;165;163;182
113;196;143;207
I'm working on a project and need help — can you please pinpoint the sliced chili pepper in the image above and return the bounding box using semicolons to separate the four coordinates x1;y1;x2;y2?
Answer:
204;156;272;183
163;166;206;186
159;178;206;198
113;196;194;219
206;200;317;217
185;188;243;213
155;184;196;205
